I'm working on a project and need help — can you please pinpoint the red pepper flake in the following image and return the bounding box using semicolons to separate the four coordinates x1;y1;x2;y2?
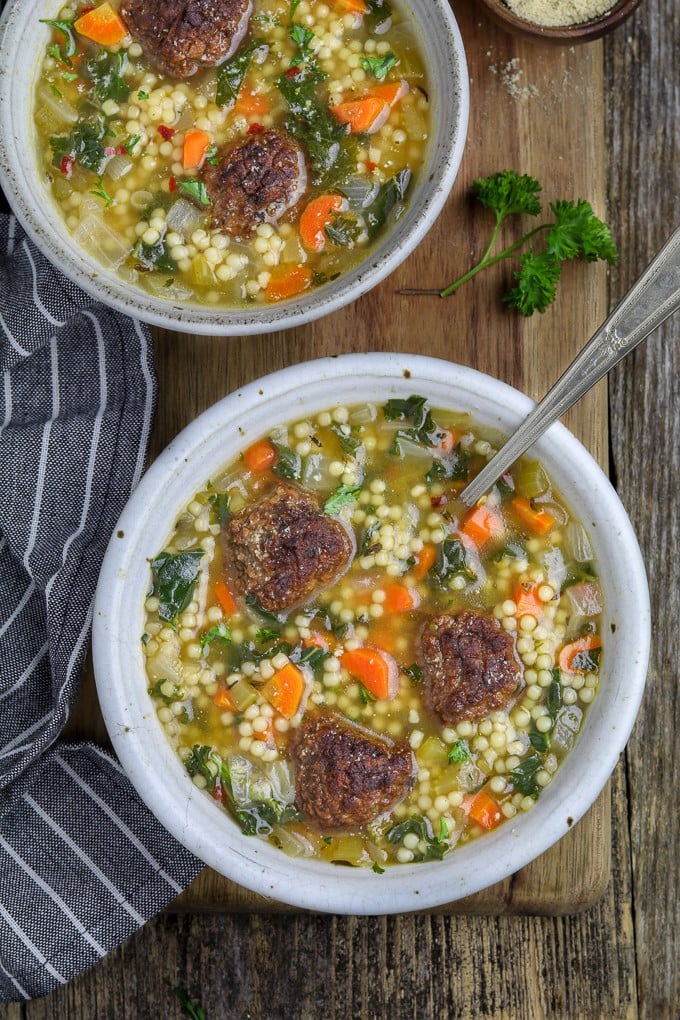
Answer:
366;160;377;173
210;784;225;803
79;4;95;12
247;123;265;135
115;145;127;156
59;155;74;178
158;125;175;141
168;175;178;192
285;66;300;79
431;494;448;508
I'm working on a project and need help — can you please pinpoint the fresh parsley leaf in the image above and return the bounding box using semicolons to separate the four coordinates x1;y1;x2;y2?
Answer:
89;178;113;207
137;89;149;100
372;862;385;874
151;549;203;622
208;491;231;525
509;754;542;798
200;622;232;653
62;70;79;83
430;170;618;314
359;52;396;81
133;237;177;273
84;49;130;104
125;133;141;154
148;679;185;703
323;483;361;514
255;626;281;643
178;179;211;206
204;143;219;166
290;23;314;53
448;739;470;764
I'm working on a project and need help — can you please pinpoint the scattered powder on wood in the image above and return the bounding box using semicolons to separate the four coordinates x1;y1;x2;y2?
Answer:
503;0;614;27
487;57;539;101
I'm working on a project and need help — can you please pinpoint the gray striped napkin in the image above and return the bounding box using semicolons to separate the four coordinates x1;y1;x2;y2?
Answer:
0;211;203;1002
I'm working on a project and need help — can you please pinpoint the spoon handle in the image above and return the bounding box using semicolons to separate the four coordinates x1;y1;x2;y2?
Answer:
459;226;680;506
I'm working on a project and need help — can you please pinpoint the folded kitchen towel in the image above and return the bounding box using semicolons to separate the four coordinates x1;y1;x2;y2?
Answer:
0;210;203;1003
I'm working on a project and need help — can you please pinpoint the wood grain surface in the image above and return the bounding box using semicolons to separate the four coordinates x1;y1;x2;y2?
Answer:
3;0;678;1014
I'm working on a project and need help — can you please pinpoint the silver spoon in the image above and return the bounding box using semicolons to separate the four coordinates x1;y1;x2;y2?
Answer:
459;226;680;507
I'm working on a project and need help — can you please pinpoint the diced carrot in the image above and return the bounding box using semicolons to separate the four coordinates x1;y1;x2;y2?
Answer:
365;621;397;655
513;580;543;619
366;80;410;108
340;646;398;700
243;437;277;473
214;579;238;616
262;662;306;719
303;632;331;652
431;427;460;455
558;634;602;674
511;496;556;535
334;0;368;14
234;88;271;116
332;96;390;134
183;128;210;170
214;687;235;711
74;2;128;45
299;194;345;252
265;264;314;302
462;788;504;830
412;543;437;580
460;504;504;547
382;583;421;614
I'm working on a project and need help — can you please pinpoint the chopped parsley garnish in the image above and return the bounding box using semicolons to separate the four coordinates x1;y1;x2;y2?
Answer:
277;68;356;189
199;622;232;653
386;815;447;861
403;663;423;685
271;443;302;481
178;179;211;206
89;178;114;207
509;753;542;798
125;134;142;154
448;739;470;764
133;237;177;273
40;17;77;59
208;491;231;525
323;483;361;515
359;52;397;81
51;117;110;176
83;48;130;104
148;679;185;703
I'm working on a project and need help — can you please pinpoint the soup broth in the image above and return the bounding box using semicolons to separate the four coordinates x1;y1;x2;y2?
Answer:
34;0;429;307
142;397;603;868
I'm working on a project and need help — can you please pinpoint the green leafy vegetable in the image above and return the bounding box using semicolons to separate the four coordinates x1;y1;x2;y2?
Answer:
133;237;177;273
448;739;470;764
245;593;281;622
84;48;130;103
216;39;265;108
360;519;381;554
430;538;476;586
365;0;392;32
41;17;78;58
383;394;437;444
178;179;211;206
173;986;207;1020
199;622;232;653
372;862;385;874
298;644;331;678
204;143;219;166
425;170;617;315
363;169;411;241
208;491;231;525
148;679;185;703
385;815;447;861
403;662;423;684
324;213;362;247
51;117;110;175
125;133;141;154
89;178;113;207
137;89;149;100
277;68;356;189
359;52;396;81
323;483;361;514
330;423;361;454
509;753;542;798
151;549;203;622
255;626;281;643
271;443;302;481
425;449;469;484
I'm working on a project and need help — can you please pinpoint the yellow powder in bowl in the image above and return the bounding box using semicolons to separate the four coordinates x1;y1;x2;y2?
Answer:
503;0;615;26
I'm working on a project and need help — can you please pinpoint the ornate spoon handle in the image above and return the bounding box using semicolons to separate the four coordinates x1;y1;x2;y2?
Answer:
460;226;680;506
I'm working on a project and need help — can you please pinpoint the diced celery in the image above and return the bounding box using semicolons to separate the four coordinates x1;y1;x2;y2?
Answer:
516;460;549;499
326;834;370;865
418;735;449;768
228;678;258;710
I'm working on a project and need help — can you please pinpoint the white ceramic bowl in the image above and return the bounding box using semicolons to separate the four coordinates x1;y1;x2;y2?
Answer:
0;1;468;335
92;354;650;913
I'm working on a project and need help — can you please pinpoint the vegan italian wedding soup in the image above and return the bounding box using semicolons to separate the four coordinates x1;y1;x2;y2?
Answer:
34;0;429;306
142;396;604;869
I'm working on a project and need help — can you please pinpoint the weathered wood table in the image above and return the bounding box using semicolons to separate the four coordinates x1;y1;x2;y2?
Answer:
3;0;678;1014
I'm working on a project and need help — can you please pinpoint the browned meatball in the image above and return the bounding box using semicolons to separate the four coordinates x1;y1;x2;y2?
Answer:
202;129;307;238
418;610;522;725
120;0;252;78
290;713;415;831
224;481;353;613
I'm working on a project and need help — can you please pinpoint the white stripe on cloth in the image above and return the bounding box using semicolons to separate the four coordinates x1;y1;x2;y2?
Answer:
0;371;11;433
0;310;30;356
89;745;127;776
54;754;183;895
0;580;36;640
0;903;65;984
0;642;49;704
0;836;106;957
44;313;107;602
22;337;59;576
5;216;16;256
0;959;29;1002
20;240;65;329
24;794;146;926
0;715;53;758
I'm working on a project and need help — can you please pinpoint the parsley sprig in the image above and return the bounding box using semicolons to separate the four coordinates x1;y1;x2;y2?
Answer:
407;170;617;315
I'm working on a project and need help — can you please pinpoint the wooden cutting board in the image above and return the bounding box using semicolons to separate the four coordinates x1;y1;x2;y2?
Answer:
68;0;611;914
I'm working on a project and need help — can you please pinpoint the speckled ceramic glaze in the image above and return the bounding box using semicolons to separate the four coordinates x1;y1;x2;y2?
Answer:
92;354;650;913
0;1;468;335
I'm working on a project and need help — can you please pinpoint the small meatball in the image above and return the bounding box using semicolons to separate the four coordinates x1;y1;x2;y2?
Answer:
290;713;415;831
120;0;252;78
224;481;352;613
202;129;307;238
418;610;522;725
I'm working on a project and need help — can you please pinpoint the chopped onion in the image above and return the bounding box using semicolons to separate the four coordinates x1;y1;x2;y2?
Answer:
72;215;129;269
146;634;183;686
166;198;202;240
564;521;594;563
541;547;567;590
340;176;380;210
348;403;377;425
130;189;153;210
36;84;78;127
552;705;583;753
302;453;339;491
104;153;133;181
142;273;195;302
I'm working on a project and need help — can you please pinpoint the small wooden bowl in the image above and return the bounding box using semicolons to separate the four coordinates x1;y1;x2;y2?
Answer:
476;0;642;42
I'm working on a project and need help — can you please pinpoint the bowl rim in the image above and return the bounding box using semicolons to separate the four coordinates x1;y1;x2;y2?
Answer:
92;353;651;914
0;0;469;335
477;0;642;41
